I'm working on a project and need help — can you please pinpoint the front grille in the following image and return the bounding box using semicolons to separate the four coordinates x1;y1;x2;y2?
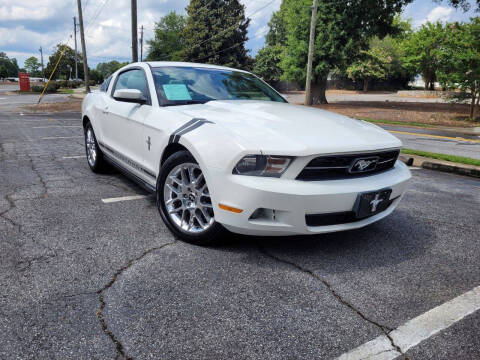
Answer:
297;150;400;181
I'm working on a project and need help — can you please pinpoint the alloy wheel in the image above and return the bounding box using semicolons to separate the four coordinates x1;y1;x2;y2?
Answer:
163;163;214;234
86;128;97;167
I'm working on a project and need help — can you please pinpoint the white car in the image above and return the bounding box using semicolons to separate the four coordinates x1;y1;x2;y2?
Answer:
82;62;411;245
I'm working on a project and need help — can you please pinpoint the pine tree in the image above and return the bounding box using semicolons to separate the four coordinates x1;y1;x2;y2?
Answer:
182;0;250;69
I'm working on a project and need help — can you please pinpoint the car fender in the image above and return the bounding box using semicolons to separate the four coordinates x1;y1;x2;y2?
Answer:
175;119;260;172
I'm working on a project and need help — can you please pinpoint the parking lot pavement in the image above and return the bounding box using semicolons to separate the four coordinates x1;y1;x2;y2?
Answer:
1;106;479;360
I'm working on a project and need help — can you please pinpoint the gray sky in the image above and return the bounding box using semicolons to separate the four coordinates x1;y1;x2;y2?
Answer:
0;0;477;68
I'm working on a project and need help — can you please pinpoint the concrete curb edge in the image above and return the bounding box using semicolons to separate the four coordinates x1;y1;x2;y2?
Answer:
400;154;480;179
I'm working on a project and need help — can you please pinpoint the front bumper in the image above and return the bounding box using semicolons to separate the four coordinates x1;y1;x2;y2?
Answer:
207;161;411;236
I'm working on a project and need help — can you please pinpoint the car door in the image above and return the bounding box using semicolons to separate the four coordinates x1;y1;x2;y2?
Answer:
92;76;112;140
102;68;154;180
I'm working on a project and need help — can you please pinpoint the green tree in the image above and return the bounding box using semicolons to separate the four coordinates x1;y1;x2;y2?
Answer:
253;44;285;83
146;11;187;61
24;56;41;77
437;0;480;11
438;18;480;119
344;17;414;91
45;44;83;80
280;0;412;104
265;4;288;47
347;48;392;91
0;52;20;77
253;2;288;83
0;65;8;79
401;22;446;90
182;0;250;69
89;68;104;84
96;60;129;78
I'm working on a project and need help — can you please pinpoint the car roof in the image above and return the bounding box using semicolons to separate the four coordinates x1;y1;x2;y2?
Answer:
145;61;249;73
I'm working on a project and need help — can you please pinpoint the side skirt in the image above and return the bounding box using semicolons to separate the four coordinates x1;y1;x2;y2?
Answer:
103;153;156;193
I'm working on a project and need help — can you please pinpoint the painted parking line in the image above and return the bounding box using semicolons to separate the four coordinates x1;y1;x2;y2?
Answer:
389;130;480;144
33;125;82;129
41;136;83;140
336;285;480;360
62;155;86;159
101;195;149;204
408;167;422;170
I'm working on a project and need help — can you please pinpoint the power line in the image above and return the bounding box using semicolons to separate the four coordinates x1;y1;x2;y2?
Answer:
85;0;111;35
192;43;243;63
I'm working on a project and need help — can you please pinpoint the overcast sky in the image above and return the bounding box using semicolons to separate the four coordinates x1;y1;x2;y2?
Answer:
0;0;477;68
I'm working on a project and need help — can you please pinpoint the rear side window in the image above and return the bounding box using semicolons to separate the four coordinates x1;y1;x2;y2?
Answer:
100;76;112;92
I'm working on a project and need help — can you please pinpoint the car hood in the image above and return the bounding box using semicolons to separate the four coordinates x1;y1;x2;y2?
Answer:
172;100;402;156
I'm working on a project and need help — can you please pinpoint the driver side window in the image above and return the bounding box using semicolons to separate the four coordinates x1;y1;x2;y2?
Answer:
113;69;150;102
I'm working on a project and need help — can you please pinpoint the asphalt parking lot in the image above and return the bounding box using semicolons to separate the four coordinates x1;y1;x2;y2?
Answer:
1;106;479;360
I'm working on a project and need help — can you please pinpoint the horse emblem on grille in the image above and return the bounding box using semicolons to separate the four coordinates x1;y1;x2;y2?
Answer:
349;157;379;173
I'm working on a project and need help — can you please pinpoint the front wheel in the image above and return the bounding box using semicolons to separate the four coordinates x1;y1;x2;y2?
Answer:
157;151;225;245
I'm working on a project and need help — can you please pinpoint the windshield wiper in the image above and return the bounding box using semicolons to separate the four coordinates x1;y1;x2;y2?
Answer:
163;100;210;107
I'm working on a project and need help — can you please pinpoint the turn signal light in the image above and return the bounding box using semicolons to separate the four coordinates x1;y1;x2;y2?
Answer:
219;204;243;213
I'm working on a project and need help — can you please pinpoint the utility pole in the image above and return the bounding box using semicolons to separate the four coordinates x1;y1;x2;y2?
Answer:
131;0;138;62
76;0;90;92
304;0;319;106
74;16;78;80
140;25;144;62
39;46;45;82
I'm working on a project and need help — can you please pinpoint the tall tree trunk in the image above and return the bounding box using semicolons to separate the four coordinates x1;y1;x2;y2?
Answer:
471;91;478;120
363;78;369;92
423;72;429;90
311;77;328;104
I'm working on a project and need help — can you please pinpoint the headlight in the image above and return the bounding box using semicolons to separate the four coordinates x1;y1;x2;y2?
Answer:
233;155;293;177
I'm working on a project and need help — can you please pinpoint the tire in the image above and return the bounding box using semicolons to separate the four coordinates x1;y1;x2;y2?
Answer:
157;151;225;245
84;121;107;173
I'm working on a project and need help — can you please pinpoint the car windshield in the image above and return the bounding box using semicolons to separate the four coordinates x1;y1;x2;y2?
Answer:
151;66;286;106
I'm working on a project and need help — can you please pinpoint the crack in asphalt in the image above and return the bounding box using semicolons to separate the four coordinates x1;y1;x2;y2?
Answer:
258;245;409;360
0;142;6;160
16;252;58;271
0;190;23;233
26;154;49;198
96;241;177;360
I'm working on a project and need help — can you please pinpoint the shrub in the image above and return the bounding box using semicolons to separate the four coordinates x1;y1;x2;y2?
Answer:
31;85;44;93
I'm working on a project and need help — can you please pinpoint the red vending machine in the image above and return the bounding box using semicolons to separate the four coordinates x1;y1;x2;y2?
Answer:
19;72;30;92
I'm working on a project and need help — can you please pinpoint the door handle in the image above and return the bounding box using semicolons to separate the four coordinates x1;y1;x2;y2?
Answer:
102;106;109;114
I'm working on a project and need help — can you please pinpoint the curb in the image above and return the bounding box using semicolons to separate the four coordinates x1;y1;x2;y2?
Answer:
400;154;480;179
422;162;480;178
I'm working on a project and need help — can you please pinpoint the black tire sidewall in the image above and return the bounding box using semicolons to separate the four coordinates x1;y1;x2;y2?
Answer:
157;151;224;245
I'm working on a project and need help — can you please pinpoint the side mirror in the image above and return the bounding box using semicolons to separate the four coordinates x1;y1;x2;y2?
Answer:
113;89;147;104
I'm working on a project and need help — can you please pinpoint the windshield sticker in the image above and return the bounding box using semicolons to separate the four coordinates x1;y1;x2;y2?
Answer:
162;84;192;101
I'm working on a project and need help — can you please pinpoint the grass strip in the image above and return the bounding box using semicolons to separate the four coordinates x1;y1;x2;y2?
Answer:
58;89;74;94
359;118;435;128
402;148;480;167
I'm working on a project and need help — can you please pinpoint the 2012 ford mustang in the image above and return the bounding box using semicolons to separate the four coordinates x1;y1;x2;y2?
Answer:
82;62;411;245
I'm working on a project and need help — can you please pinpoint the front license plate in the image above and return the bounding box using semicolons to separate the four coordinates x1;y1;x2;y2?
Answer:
354;189;393;219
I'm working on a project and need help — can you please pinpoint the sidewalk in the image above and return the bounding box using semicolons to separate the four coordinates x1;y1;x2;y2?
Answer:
71;86;99;99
